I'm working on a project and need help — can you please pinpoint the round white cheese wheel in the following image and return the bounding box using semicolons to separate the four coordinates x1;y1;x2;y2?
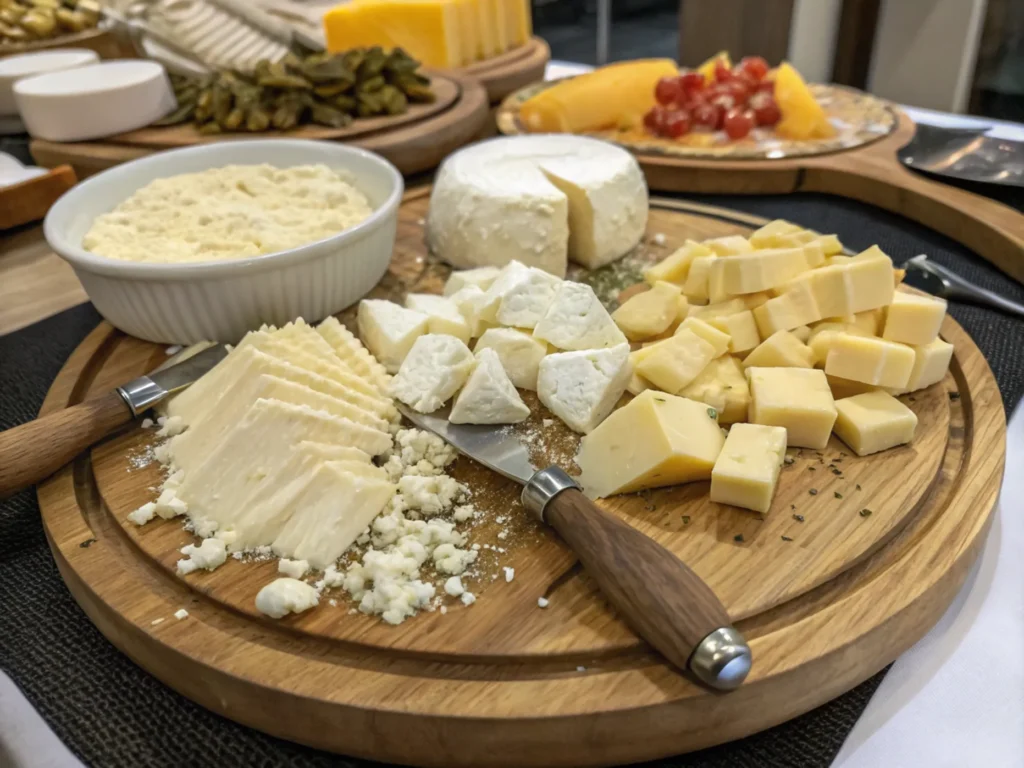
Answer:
426;135;649;277
0;48;99;117
14;60;175;142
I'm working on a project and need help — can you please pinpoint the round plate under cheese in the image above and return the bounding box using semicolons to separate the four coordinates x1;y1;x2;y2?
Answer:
426;135;649;277
14;60;176;142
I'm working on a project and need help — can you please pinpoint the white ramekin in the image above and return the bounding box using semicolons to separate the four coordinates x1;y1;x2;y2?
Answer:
44;140;403;344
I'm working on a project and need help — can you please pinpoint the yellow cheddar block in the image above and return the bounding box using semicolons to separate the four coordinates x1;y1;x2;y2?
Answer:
324;0;466;67
753;287;820;337
882;291;947;346
644;240;712;285
708;310;760;354
637;329;716;393
824;333;914;389
704;235;754;256
683;255;717;302
520;58;678;133
454;0;483;61
680;355;750;424
577;390;725;497
675;317;731;357
833;390;918;456
483;0;508;52
711;247;811;295
887;338;954;395
747;367;837;449
743;330;813;369
750;219;801;248
508;0;532;46
711;423;788;514
612;281;681;341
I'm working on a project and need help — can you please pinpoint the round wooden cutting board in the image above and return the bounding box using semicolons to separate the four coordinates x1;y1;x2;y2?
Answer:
37;194;1005;767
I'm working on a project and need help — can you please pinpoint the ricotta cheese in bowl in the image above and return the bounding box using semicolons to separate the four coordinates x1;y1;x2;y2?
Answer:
82;164;375;264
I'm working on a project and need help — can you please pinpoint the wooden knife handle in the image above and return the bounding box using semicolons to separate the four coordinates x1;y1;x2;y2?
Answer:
0;391;132;498
544;487;733;673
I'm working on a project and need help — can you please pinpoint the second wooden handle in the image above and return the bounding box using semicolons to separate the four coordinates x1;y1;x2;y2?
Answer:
0;390;131;498
544;488;731;672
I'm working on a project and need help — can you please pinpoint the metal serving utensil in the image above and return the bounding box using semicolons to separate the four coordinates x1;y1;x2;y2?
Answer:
903;255;1024;319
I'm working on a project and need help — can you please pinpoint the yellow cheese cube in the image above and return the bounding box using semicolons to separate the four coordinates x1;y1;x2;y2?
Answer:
743;330;813;369
577;390;725;497
851;309;884;336
711;247;811;295
637;329;717;393
680;355;750;424
747;367;837;449
740;291;772;310
675;317;731;357
887;338;954;395
882;291;947;346
846;247;895;312
612;281;681;341
827;374;878;400
704;235;754;256
791;325;811;342
708;310;760;354
688;298;747;320
675;295;690;324
644;240;712;285
807;322;871;366
824;333;915;388
826;255;854;267
324;0;466;67
833;390;918;456
683;255;716;302
811;234;844;256
780;265;851;319
753;287;820;336
749;219;801;248
711;423;788;514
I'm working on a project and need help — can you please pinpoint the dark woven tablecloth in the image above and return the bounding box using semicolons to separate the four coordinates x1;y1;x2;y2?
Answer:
1;191;1021;768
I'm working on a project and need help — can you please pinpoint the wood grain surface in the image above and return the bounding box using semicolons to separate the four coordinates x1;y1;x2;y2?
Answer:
28;70;490;179
0;165;77;230
35;196;1005;765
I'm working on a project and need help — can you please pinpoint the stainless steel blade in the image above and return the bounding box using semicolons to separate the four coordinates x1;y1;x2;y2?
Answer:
117;343;229;416
395;403;537;485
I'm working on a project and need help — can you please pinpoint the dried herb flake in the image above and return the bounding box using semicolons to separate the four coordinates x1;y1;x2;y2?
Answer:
792;514;805;522
859;508;873;518
707;407;718;420
949;392;961;401
808;488;818;496
834;491;843;499
733;534;744;543
781;535;793;542
681;516;690;525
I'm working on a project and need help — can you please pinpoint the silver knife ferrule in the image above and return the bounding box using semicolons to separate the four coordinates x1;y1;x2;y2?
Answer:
117;376;166;417
521;466;579;523
688;626;752;691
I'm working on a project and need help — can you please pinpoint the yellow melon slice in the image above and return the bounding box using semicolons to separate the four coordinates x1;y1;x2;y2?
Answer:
696;51;731;84
773;62;836;140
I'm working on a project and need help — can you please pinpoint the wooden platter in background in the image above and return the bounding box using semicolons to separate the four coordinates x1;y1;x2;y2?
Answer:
0;22;136;60
28;70;489;178
499;79;1024;285
36;194;1005;767
461;36;550;104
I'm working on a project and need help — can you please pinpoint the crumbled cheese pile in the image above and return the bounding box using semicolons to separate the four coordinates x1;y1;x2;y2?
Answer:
337;428;479;625
83;164;374;264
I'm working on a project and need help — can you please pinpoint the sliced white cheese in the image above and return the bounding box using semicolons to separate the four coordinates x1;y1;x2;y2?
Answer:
390;334;476;413
495;266;563;329
450;348;530;425
316;315;390;393
473;327;548;390
533;281;627;351
357;299;429;374
404;293;472;343
263;322;383;401
537;343;631;433
443;266;500;297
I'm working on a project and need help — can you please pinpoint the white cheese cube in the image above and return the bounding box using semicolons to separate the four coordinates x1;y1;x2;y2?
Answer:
743;330;814;369
833;390;918;456
710;423;788;514
886;338;954;395
644;240;712;285
824;333;914;389
404;293;472;344
537;343;631;433
533;281;627;351
496;267;563;329
612;281;681;341
577;391;725;498
748;367;837;449
443;266;501;296
357;300;429;374
679;355;750;424
450;348;530;425
448;285;492;339
390;334;476;413
473;327;548;390
636;329;716;393
882;292;947;346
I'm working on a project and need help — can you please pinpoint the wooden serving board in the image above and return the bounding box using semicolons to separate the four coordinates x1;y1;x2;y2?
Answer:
27;70;489;179
461;36;550;103
37;194;1005;767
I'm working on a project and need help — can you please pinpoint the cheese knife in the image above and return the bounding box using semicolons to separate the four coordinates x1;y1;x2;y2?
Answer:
0;344;228;499
396;403;752;691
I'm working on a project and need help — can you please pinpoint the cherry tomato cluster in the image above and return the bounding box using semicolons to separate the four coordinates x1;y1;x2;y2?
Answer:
644;56;782;141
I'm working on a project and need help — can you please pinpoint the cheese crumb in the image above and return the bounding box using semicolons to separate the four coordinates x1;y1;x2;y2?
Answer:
440;605;447;614
537;597;549;608
278;558;310;580
174;609;189;620
653;233;666;246
141;417;154;429
176;537;227;575
460;591;476;605
503;566;515;583
154;488;187;520
542;418;555;428
497;531;508;541
444;576;465;597
151;617;165;625
165;345;183;356
255;578;320;619
156;415;186;437
576;666;586;672
127;502;156;526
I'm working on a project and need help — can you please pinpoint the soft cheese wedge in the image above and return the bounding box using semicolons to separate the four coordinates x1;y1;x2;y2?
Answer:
405;293;473;343
495;266;562;328
390;334;476;413
537;343;631;433
533;280;627;350
450;348;530;424
577;390;725;498
473;327;548;390
358;299;430;374
444;266;500;296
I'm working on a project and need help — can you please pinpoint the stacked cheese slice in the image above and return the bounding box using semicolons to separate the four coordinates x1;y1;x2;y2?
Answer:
426;135;650;277
358;258;633;433
323;0;531;69
161;317;398;569
577;220;951;514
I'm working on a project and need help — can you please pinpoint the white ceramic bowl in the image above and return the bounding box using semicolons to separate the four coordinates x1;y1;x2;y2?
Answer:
45;140;403;344
14;60;175;141
0;48;98;117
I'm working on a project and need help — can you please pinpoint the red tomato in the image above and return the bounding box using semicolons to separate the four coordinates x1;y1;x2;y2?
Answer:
678;71;705;93
723;107;755;139
692;102;722;131
721;79;752;103
714;59;735;83
643;105;668;134
709;92;737;113
755;79;775;94
663;110;691;138
751;95;781;126
737;56;769;81
655;76;682;106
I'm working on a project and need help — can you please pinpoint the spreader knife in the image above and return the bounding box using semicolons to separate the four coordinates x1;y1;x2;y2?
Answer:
396;403;752;691
0;344;228;498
